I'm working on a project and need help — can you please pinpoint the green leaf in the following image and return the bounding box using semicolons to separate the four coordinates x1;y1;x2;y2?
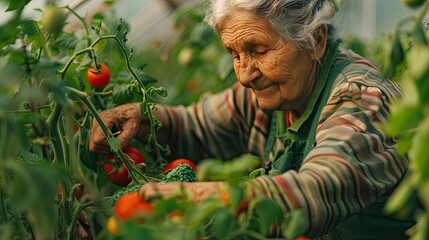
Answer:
5;0;30;11
229;184;245;210
249;168;266;179
409;115;429;183
254;197;283;235
283;209;308;239
112;84;134;105
407;44;429;100
153;87;168;97
212;210;235;240
386;102;422;136
96;163;109;189
196;159;224;181
185;200;220;230
384;176;414;214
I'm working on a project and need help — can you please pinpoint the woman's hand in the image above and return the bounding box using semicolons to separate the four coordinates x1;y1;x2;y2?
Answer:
89;103;141;154
139;181;225;203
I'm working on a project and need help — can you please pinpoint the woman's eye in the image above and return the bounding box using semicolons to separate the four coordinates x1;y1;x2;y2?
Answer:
252;46;269;55
231;51;240;61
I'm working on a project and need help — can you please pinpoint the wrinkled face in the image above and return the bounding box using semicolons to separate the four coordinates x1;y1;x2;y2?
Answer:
220;10;319;112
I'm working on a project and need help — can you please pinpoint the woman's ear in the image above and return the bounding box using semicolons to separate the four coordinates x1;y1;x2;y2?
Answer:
312;24;328;61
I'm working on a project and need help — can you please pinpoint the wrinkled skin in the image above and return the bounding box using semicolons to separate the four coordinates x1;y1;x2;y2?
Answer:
90;103;141;154
221;9;325;113
90;9;327;202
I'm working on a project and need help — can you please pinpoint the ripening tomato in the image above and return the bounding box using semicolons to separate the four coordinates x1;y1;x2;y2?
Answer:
162;158;197;173
106;216;119;236
86;63;111;88
104;146;146;187
114;192;153;220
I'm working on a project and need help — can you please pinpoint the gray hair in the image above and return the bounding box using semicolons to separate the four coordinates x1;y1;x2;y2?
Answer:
204;0;338;53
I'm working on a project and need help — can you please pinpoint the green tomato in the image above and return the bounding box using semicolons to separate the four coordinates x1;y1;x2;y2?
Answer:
40;5;67;33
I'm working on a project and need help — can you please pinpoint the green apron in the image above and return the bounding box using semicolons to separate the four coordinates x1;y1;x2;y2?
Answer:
263;40;416;239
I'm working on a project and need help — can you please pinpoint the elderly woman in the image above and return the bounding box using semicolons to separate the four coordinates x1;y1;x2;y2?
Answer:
90;0;414;239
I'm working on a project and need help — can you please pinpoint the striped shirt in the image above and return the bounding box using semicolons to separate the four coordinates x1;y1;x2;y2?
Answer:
160;48;410;238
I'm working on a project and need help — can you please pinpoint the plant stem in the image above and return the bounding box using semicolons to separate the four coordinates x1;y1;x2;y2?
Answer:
66;5;91;46
66;87;149;183
58;111;70;166
47;102;65;164
66;201;94;240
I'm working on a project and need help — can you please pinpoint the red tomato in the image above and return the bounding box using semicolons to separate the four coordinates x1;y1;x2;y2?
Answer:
162;158;197;173
114;192;153;220
104;146;146;187
86;63;111;88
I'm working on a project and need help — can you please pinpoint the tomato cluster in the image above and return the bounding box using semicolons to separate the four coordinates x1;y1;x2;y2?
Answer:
104;146;146;187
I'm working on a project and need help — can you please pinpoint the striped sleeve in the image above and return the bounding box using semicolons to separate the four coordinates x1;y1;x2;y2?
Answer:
251;62;408;237
162;82;269;161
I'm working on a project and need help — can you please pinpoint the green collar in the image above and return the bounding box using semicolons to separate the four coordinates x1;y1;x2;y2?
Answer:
276;39;340;137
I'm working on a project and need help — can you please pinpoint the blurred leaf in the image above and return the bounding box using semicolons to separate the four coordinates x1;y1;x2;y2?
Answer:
112;84;133;105
0;19;19;48
385;176;414;214
386;102;422;136
5;0;30;11
283;209;308;239
254;197;283;235
396;131;414;155
153;87;168;97
212;209;235;240
229;184;245;210
96;163;109;189
56;33;79;49
197;156;260;181
411;22;428;45
185;200;220;229
409;115;429;183
407;44;429;102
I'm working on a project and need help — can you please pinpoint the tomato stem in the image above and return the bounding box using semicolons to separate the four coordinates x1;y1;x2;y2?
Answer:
66;201;94;240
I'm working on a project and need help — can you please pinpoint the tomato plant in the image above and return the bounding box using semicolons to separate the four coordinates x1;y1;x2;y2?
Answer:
104;146;146;187
86;63;111;88
162;158;197;173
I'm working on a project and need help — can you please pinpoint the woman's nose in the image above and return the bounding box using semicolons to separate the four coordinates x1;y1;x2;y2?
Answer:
237;56;259;87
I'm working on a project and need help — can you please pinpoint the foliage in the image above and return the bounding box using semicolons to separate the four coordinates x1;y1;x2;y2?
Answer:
370;1;429;239
0;0;165;239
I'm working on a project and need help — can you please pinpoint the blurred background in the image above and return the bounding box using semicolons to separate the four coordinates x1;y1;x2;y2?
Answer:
0;0;418;44
0;0;422;106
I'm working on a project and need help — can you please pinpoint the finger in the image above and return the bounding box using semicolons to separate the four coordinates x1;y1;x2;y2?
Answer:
117;122;139;150
89;118;114;152
91;144;112;155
